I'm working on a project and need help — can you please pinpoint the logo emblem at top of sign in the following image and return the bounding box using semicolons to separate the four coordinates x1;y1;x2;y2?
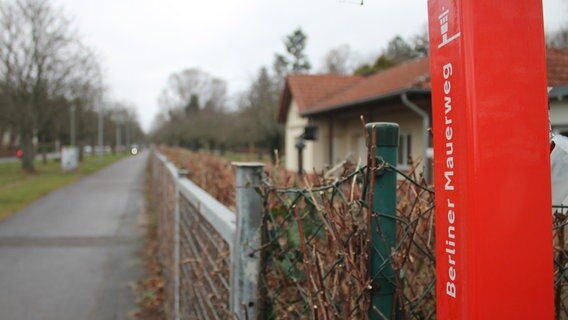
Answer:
438;8;461;48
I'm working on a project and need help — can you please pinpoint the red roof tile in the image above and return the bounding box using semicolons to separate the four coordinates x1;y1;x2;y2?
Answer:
278;47;568;121
278;74;361;122
547;47;568;86
310;58;430;113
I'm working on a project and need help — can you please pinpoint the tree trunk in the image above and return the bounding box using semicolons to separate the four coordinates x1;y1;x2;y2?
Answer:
21;130;35;172
0;126;5;149
39;135;47;164
78;143;84;161
9;129;17;149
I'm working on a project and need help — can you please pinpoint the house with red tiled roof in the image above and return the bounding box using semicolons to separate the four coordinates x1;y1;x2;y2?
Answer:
548;48;568;136
279;47;568;178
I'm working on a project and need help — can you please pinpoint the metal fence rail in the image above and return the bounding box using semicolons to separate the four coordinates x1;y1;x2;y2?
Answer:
151;151;238;320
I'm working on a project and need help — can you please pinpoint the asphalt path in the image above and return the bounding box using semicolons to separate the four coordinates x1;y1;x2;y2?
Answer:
0;152;148;320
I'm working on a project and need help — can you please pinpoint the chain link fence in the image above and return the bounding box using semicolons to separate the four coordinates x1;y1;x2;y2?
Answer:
178;195;233;319
152;145;567;319
152;154;177;319
257;157;435;319
152;151;236;320
554;205;568;320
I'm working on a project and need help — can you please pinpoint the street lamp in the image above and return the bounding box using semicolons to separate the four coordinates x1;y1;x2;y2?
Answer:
295;139;305;175
98;101;104;162
70;105;76;147
295;124;319;175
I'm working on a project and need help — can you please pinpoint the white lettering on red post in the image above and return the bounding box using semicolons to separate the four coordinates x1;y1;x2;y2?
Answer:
443;63;457;298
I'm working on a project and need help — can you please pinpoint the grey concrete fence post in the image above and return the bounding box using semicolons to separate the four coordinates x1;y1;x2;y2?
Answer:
231;162;265;320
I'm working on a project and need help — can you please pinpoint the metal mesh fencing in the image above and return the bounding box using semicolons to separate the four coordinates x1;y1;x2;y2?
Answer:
152;152;235;320
554;205;568;319
153;147;567;319
257;159;436;319
391;164;436;319
178;195;233;319
158;147;236;209
260;157;568;320
152;155;177;319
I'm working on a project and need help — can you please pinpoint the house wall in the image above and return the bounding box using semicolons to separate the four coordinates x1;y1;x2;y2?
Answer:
321;110;426;169
283;107;427;174
284;97;433;176
308;118;330;172
326;116;366;165
373;110;426;169
285;100;309;172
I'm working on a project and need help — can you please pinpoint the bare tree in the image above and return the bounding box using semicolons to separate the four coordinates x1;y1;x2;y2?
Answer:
0;0;100;171
321;44;353;75
157;68;227;117
354;27;430;76
108;102;141;149
153;68;229;150
548;26;568;50
0;85;8;150
233;67;282;160
410;25;429;57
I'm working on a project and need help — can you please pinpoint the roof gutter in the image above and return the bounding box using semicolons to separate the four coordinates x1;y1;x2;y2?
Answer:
302;88;431;117
549;85;568;101
401;93;430;181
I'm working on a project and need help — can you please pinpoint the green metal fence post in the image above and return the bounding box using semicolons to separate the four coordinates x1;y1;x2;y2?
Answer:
366;122;399;320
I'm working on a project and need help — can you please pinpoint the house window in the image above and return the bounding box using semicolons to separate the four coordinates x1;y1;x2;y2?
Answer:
398;133;412;168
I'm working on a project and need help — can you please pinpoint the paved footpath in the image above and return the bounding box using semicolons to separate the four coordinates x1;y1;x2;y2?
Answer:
0;152;149;320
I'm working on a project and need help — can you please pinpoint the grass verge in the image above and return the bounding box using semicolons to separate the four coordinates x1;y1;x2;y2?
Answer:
220;150;271;163
0;153;128;221
132;157;165;320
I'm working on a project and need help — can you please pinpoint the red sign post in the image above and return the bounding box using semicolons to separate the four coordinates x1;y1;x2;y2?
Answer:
428;0;554;318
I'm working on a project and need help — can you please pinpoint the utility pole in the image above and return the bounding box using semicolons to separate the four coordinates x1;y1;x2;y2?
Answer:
70;105;76;147
98;102;104;162
116;124;121;152
126;120;131;148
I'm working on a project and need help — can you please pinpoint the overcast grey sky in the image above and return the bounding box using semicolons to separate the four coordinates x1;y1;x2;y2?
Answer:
52;0;568;131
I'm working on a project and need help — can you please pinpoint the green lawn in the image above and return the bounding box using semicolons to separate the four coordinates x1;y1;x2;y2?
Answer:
0;153;128;221
220;151;272;164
